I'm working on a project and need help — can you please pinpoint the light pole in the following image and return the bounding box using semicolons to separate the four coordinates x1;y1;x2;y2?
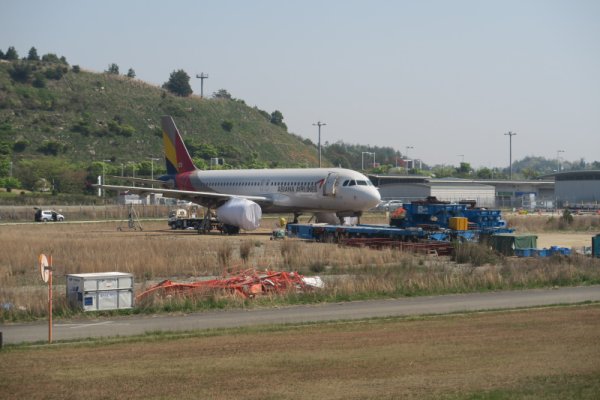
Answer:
148;157;159;188
504;131;517;180
102;159;111;197
128;162;137;187
556;150;565;172
361;152;374;171
405;146;413;173
312;121;326;168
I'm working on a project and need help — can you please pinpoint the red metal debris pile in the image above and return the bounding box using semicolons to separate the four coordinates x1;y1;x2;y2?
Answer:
340;238;453;256
136;269;310;301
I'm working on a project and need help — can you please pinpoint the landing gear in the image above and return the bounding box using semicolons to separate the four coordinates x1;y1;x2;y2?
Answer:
221;224;240;235
293;212;301;224
197;207;215;234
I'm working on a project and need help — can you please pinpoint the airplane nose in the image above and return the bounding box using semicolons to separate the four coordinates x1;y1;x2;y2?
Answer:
363;188;381;208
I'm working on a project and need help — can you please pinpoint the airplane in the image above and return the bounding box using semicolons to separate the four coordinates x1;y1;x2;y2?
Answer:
98;116;381;233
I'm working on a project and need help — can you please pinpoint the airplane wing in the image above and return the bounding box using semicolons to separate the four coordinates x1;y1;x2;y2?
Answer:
96;184;272;208
108;176;167;186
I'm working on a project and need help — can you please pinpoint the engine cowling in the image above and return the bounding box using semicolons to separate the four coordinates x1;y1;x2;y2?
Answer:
216;198;262;231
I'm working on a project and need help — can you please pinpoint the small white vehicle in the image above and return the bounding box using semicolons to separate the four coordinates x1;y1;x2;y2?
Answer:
374;200;404;212
34;209;65;222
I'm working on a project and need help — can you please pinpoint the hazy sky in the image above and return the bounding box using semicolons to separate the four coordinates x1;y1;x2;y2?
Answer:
2;0;599;168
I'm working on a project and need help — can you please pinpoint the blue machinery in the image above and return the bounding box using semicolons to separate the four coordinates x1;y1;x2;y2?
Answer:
286;198;512;243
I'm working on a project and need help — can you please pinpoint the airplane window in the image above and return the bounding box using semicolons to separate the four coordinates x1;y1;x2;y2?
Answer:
342;180;349;187
349;180;356;186
357;180;367;186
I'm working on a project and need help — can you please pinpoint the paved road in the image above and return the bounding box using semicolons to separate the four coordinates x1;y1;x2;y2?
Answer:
2;285;599;345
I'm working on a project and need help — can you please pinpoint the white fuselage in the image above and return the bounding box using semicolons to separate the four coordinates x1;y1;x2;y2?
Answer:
185;168;381;215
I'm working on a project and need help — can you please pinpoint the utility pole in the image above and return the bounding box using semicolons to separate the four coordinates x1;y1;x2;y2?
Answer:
556;150;565;172
196;73;209;98
313;121;326;168
504;131;517;180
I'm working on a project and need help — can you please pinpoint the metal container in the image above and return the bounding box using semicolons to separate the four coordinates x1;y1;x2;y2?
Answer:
66;272;134;311
449;217;468;231
592;234;600;258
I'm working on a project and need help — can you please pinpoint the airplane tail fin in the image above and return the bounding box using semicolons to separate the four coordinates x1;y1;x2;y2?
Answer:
161;116;197;175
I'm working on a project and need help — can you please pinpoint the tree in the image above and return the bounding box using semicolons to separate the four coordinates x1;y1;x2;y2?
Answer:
27;47;40;61
126;68;136;78
212;89;232;99
455;162;472;176
44;65;66;80
32;72;46;88
221;120;233;132
1;177;21;191
521;167;539;180
270;110;287;129
37;140;65;156
163;69;192;97
9;62;32;83
106;63;119;74
41;53;61;63
475;167;493;179
5;46;18;60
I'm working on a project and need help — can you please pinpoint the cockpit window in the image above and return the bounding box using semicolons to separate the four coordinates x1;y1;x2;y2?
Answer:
342;180;349;187
357;180;367;186
349;180;356;186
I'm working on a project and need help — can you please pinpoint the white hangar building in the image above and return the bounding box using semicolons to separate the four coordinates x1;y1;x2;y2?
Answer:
369;176;496;207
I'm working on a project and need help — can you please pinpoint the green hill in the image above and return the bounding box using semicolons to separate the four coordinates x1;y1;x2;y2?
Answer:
0;54;407;198
0;58;320;173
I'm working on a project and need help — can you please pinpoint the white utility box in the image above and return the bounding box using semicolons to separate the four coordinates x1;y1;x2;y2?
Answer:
66;272;134;311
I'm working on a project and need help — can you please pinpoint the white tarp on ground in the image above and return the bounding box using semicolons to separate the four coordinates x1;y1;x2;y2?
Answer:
217;198;262;231
302;276;325;289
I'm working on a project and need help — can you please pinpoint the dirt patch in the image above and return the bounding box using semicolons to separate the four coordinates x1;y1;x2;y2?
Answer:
536;232;596;249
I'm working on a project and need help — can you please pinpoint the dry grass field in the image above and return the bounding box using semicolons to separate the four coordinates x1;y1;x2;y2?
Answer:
1;305;599;399
1;212;600;321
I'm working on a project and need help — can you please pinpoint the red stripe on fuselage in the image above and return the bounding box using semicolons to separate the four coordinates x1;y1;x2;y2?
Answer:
175;171;195;191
